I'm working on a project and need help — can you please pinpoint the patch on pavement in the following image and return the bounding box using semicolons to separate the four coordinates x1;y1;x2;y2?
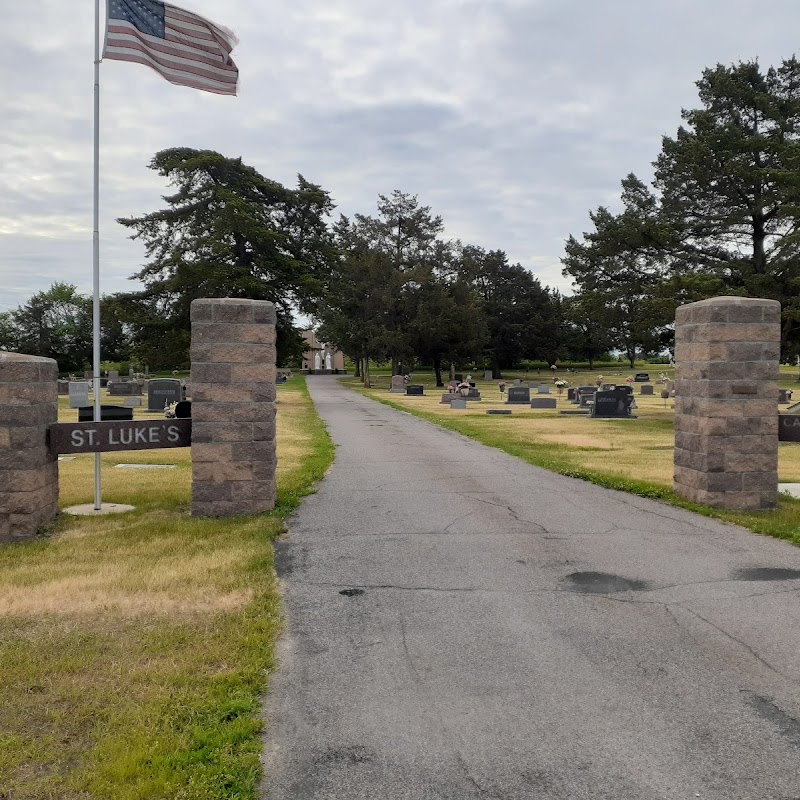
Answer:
563;571;649;594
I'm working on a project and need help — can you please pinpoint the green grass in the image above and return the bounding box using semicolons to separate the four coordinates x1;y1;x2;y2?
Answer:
348;376;800;547
0;376;333;799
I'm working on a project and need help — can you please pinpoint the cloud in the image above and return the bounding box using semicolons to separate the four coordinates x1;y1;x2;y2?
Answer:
2;0;799;311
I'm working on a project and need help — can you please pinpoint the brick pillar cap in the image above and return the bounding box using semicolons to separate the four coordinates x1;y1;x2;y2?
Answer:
0;352;58;366
680;296;780;309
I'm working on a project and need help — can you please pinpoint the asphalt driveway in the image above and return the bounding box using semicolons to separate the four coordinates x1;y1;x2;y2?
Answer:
262;376;800;799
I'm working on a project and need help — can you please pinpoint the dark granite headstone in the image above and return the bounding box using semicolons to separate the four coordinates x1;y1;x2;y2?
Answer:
147;378;182;411
779;389;793;404
108;381;142;396
453;374;463;383
567;388;576;401
406;385;424;396
640;385;654;395
506;386;531;404
634;373;651;382
779;415;800;441
591;388;635;418
487;409;512;415
530;398;557;409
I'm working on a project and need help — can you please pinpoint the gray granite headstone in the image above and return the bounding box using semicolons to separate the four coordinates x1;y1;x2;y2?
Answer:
147;378;182;411
537;385;550;394
483;370;493;380
390;375;406;393
450;397;467;410
123;397;142;408
506;386;530;404
531;398;557;409
640;385;654;395
68;381;90;409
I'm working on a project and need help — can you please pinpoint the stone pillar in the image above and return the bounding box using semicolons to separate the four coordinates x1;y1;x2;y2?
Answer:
190;299;277;516
0;353;59;542
674;296;780;510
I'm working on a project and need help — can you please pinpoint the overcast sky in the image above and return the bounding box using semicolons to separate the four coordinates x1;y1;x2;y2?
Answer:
2;0;798;313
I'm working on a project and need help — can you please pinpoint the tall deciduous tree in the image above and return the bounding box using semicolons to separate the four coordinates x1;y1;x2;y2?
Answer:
10;283;93;373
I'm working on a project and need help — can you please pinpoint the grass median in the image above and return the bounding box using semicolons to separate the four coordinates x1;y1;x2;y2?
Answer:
0;376;333;800
347;368;800;546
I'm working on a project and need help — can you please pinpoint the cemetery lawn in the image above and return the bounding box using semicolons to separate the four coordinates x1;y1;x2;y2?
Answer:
0;376;333;800
349;367;800;546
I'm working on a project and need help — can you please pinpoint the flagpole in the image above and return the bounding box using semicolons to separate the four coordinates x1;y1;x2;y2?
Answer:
92;0;102;510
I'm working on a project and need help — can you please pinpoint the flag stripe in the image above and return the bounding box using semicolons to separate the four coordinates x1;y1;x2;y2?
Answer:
107;22;232;70
166;5;237;48
105;26;236;85
104;0;238;95
103;48;238;93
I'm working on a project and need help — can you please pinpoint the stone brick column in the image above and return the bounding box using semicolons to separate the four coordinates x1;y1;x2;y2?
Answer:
190;299;277;516
674;296;780;510
0;353;59;542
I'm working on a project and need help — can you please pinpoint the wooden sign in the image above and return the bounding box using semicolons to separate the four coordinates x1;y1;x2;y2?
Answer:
779;415;800;443
49;419;191;455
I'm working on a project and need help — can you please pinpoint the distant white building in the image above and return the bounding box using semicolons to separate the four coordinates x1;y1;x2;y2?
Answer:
301;330;345;373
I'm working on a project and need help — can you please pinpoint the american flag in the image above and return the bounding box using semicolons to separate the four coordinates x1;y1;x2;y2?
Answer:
103;0;238;96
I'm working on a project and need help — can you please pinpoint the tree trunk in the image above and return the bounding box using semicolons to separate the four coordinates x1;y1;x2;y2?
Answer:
433;355;443;387
391;356;399;376
492;360;502;380
449;362;456;381
354;358;361;378
363;356;370;387
628;348;636;368
753;215;767;274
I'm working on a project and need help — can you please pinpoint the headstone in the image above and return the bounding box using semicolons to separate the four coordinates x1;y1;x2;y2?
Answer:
591;388;635;418
78;405;134;422
390;375;406;393
578;389;596;408
779;389;793;404
634;373;651;382
530;398;557;409
779;415;800;441
147;378;182;411
466;388;482;401
567;388;576;401
483;370;493;381
537;386;550;394
128;367;135;378
440;393;455;404
108;381;142;396
640;384;654;395
123;397;142;408
506;386;531;404
68;381;90;409
512;379;522;386
57;380;70;395
450;398;467;410
108;370;119;382
487;409;512;415
406;385;424;396
453;373;463;383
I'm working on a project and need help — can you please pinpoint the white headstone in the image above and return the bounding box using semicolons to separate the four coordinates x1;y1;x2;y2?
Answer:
68;381;90;409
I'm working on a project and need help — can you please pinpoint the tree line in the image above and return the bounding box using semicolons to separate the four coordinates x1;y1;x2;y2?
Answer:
4;57;800;378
